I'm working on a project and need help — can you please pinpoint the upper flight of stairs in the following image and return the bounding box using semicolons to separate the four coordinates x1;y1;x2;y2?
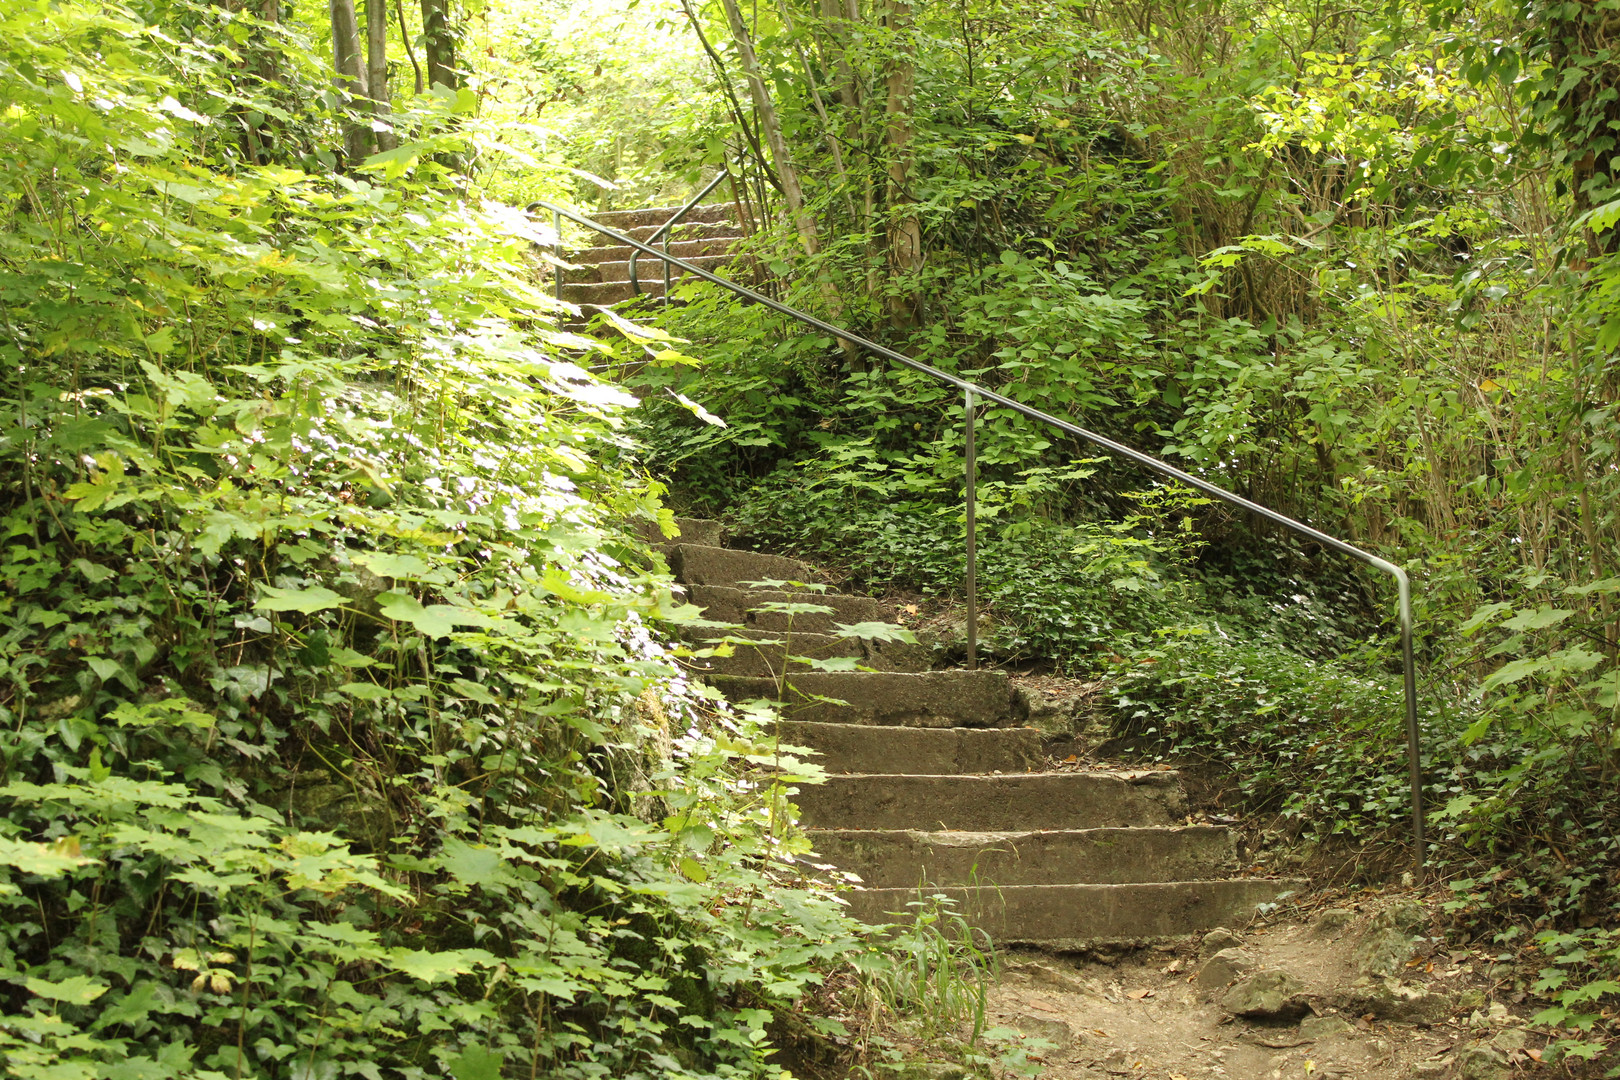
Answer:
651;516;1303;949
560;202;743;308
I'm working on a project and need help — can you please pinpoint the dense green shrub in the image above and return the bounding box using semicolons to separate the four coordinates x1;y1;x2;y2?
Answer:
0;6;879;1078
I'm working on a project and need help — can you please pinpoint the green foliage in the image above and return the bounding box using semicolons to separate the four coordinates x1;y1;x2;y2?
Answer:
0;3;900;1077
633;0;1620;1057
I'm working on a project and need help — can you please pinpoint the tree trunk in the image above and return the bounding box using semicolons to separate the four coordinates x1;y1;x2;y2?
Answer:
420;0;456;91
364;0;397;150
717;0;820;257
330;0;372;165
881;0;920;326
395;0;424;94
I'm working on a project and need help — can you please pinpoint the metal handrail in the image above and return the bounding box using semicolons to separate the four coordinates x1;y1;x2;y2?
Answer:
532;200;1428;880
630;172;730;305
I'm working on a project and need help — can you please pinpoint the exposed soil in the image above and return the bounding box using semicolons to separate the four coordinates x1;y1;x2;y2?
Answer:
981;891;1564;1080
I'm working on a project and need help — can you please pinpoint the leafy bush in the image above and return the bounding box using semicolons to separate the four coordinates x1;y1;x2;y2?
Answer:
0;5;883;1078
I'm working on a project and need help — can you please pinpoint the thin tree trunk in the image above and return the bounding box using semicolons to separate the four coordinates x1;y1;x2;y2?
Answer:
718;0;820;256
420;0;456;90
330;0;372;165
365;0;398;150
680;0;779;192
775;0;858;223
718;0;854;355
395;0;424;94
882;0;920;326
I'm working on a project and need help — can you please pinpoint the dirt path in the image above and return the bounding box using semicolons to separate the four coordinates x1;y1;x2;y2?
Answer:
983;893;1544;1080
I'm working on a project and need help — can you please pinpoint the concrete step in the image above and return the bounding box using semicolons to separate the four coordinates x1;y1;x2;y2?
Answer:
840;879;1306;947
777;721;1041;774
666;544;820;588
564;254;733;285
683;584;889;635
615;220;740;244
809;826;1238;887
574;237;740;264
561;279;669;306
794;770;1186;831
591;202;735;230
682;628;929;677
712;669;1013;727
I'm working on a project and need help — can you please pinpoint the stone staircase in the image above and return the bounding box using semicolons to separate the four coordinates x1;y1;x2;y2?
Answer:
655;516;1302;949
561;202;744;308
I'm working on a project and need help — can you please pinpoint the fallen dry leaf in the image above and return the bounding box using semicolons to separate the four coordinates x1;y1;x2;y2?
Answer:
1126;989;1153;1000
1526;1048;1543;1062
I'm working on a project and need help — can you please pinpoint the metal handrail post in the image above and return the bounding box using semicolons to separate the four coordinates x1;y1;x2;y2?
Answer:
629;171;729;300
553;208;563;301
535;200;1427;881
965;388;978;671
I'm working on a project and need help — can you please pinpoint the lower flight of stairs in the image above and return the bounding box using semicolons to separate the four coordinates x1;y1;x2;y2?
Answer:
561;201;743;308
652;516;1303;949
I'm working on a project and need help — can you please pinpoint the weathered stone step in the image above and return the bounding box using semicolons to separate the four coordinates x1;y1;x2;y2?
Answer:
713;670;1012;727
777;721;1040;774
614;220;740;244
681;628;929;678
841;879;1305;947
591;202;736;229
666;544;820;588
794;771;1185;831
809;826;1237;887
683;583;888;635
564;254;733;285
562;279;670;306
574;236;739;264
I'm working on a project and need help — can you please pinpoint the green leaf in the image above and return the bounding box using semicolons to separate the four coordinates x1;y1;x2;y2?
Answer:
1458;601;1512;636
832;621;918;644
336;682;394;701
1500;605;1574;632
668;389;727;427
439;839;509;888
94;982;162;1030
447;1046;504;1080
27;975;110;1004
376;592;482;638
72;558;115;584
1481;656;1546;691
255;584;346;614
386;947;498;984
353;552;436;579
0;836;96;879
86;656;123;683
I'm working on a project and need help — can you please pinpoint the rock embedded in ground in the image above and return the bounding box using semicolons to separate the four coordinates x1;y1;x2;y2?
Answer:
1343;976;1454;1025
1489;1026;1526;1053
1451;1045;1510;1080
1354;899;1427;978
1299;1014;1356;1040
1012;679;1106;740
1310;907;1355;936
1222;969;1310;1020
1199;926;1244;957
1011;1013;1074;1050
1196;947;1255;991
898;1063;968;1080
